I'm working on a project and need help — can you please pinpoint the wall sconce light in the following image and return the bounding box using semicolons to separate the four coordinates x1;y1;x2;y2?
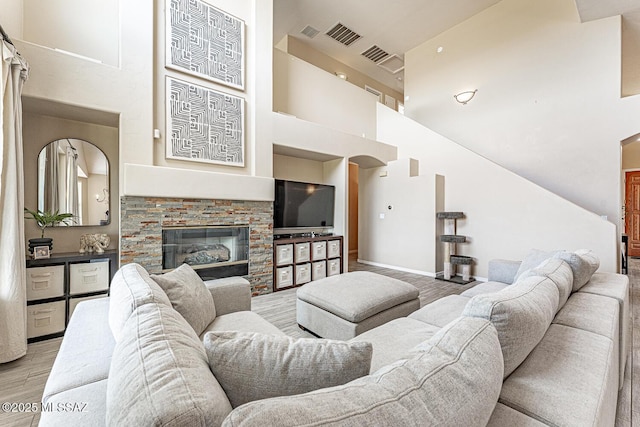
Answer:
454;90;477;105
335;72;348;81
95;188;109;203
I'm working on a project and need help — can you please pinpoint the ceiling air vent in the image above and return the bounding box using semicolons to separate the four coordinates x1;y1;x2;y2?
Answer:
378;54;405;74
325;23;362;46
300;25;320;39
361;45;390;64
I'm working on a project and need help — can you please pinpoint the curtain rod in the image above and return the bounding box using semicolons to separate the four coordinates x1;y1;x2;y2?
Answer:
0;23;15;46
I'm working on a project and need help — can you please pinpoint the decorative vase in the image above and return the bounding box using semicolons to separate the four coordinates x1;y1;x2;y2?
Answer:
28;237;53;254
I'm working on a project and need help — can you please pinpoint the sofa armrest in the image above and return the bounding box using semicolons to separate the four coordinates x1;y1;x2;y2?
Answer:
487;259;521;284
204;277;251;316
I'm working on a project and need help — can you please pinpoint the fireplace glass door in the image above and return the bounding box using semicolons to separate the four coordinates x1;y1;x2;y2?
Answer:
162;226;249;279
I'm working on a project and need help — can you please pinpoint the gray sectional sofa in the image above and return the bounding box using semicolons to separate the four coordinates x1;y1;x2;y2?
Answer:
39;249;628;426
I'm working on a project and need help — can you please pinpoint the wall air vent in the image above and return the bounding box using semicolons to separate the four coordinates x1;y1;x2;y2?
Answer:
361;45;390;64
300;25;320;39
325;23;362;46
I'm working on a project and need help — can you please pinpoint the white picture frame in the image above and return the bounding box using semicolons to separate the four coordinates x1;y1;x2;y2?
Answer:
33;246;50;259
166;76;245;166
165;0;245;91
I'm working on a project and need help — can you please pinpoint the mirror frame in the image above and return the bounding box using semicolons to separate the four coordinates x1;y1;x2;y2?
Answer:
37;138;111;227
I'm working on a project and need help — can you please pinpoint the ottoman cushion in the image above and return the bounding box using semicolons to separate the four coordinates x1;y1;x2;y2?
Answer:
296;272;419;323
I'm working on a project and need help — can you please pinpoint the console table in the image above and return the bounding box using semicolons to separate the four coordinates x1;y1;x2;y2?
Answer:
25;249;118;342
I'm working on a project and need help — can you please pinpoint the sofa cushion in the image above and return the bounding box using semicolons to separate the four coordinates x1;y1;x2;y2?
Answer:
204;331;373;408
462;275;559;378
151;263;216;335
499;324;618;426
460;281;509;297
487;403;548;426
575;248;600;276
200;311;286;339
553;292;619;341
42;298;114;403
515;249;597;292
106;303;232;426
221;317;503;427
108;263;171;342
39;379;108;427
517;257;573;311
349;317;440;373
408;295;470;328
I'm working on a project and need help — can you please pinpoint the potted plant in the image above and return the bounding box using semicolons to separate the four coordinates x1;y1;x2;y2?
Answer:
24;208;75;254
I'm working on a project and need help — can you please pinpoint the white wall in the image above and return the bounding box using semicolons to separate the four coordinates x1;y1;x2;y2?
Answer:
2;0;23;38
404;0;640;225
22;113;119;253
23;0;119;66
274;49;378;141
273;154;324;183
16;0;154;197
153;0;274;181
359;158;435;275
367;105;618;277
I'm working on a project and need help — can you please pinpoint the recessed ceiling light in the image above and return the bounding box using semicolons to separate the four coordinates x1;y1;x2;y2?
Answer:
335;72;348;80
397;76;403;81
436;46;444;53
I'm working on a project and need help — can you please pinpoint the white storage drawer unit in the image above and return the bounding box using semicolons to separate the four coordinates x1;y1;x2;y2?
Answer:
296;263;312;285
327;258;341;277
26;250;116;342
327;240;341;259
27;300;66;339
70;261;110;295
312;241;327;261
26;265;65;301
276;244;294;266
275;266;294;290
312;261;327;281
295;242;310;263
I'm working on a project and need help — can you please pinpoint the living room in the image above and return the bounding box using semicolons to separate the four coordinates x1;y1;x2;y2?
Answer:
0;0;638;425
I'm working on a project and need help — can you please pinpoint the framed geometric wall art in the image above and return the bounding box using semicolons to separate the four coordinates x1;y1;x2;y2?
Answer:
166;0;245;90
166;76;244;166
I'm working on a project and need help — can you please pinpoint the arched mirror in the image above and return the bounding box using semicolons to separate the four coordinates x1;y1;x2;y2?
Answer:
37;138;110;226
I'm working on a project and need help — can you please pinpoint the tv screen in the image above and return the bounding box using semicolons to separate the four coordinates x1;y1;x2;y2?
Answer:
274;180;335;229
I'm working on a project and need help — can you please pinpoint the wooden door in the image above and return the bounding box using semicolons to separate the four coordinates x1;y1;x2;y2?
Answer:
625;171;640;256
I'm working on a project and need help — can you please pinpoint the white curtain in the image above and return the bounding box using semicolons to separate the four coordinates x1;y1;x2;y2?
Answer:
64;144;79;219
0;37;29;363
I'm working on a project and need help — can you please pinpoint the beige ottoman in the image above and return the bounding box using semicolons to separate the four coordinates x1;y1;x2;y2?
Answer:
296;271;421;340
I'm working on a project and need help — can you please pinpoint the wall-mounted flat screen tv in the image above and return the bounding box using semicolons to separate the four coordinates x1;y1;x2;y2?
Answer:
274;180;335;230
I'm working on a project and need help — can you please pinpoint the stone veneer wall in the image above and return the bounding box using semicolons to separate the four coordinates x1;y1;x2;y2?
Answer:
120;197;273;295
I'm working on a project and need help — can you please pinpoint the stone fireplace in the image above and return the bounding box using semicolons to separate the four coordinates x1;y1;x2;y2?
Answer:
120;197;273;295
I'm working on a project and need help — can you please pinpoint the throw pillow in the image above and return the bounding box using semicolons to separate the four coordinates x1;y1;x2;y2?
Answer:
517;257;573;311
106;303;232;426
514;249;559;281
220;318;503;427
553;251;593;291
575;248;600;276
151;263;216;335
462;275;559;378
203;331;373;408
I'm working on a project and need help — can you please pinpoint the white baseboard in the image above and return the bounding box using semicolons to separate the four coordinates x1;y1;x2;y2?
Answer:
356;259;436;277
355;259;487;282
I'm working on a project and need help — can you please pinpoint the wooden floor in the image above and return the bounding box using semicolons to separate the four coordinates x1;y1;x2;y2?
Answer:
0;257;636;426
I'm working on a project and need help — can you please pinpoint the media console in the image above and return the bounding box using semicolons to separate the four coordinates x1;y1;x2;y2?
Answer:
273;235;343;291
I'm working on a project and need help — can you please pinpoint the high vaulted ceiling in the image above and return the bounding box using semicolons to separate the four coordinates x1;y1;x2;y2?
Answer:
273;0;640;94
